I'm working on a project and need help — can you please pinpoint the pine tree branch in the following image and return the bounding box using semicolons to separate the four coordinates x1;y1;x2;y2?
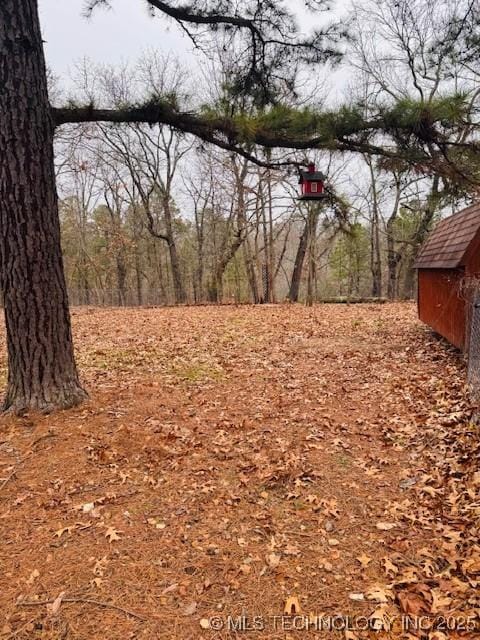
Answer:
51;103;423;167
145;0;264;34
52;95;480;186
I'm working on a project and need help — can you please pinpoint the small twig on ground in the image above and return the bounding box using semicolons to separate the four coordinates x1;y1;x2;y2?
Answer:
0;468;18;492
0;451;33;494
31;430;57;448
281;529;316;538
16;597;147;622
2;619;38;640
0;432;55;495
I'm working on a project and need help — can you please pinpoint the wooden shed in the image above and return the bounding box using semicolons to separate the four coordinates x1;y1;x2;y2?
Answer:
415;202;480;351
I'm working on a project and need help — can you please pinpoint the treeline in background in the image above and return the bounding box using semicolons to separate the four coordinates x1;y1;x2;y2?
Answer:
59;134;435;306
55;0;479;307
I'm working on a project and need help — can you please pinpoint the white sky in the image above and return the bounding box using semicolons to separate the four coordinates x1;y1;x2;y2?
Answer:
39;0;350;98
39;0;195;79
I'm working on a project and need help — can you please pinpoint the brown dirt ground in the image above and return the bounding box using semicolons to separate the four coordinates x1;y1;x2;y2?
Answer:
0;303;477;640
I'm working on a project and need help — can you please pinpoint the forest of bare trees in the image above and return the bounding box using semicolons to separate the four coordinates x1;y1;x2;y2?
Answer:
48;0;479;308
57;123;443;306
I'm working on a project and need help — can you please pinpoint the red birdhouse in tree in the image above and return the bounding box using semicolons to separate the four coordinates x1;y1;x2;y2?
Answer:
298;162;326;201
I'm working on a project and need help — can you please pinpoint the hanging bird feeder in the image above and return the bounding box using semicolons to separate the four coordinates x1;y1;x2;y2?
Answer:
298;162;327;201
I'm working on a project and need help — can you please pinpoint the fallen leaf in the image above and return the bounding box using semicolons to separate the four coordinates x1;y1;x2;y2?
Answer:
319;559;333;572
183;601;197;616
399;477;417;489
161;583;178;595
369;605;392;631
284;596;301;615
266;552;281;569
381;557;398;577
47;591;66;616
366;586;393;603
104;527;121;543
348;593;364;601
356;553;372;568
26;569;39;586
54;525;75;538
147;518;166;530
397;584;432;616
376;522;396;531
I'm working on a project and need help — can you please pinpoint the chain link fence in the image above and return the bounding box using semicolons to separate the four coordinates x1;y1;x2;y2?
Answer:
467;289;480;403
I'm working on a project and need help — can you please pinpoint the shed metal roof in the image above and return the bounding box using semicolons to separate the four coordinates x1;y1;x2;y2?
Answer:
414;202;480;269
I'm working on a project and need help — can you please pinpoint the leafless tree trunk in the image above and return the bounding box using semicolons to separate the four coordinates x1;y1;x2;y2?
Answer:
385;175;403;300
305;211;317;307
365;157;382;298
402;175;441;298
289;204;321;302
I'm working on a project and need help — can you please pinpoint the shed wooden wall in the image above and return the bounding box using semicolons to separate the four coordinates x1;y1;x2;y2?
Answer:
417;268;466;350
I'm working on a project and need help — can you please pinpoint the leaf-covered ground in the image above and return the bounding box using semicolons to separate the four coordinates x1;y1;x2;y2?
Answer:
0;303;478;639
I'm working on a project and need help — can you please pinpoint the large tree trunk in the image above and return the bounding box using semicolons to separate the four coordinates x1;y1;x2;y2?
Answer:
265;173;276;303
210;157;249;303
134;251;143;306
132;219;143;306
0;0;86;412
366;158;382;298
403;176;440;299
387;247;400;300
386;229;400;300
151;240;167;304
77;249;91;305
385;180;402;301
288;205;320;303
163;199;186;304
167;239;186;304
243;239;260;303
288;219;310;303
386;212;400;300
370;193;382;297
371;219;382;298
194;217;204;303
305;204;318;307
116;252;127;306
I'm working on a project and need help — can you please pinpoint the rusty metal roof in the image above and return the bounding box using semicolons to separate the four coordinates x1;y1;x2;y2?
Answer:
415;202;480;269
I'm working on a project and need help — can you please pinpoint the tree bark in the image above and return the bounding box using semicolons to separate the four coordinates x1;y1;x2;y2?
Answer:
132;215;143;306
386;239;401;300
402;176;441;299
209;160;250;303
116;252;127;306
160;198;186;304
79;252;91;305
193;208;205;303
266;170;276;302
243;239;260;303
0;0;87;412
367;159;382;298
288;218;310;303
386;215;400;300
288;204;320;303
134;251;143;306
